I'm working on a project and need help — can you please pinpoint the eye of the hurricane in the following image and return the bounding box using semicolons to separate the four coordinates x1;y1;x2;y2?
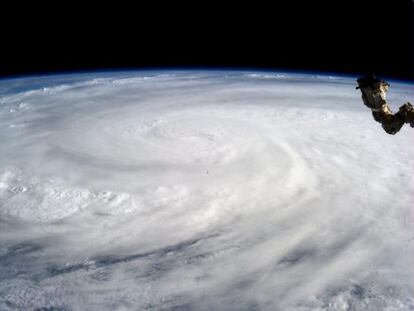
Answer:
126;116;240;165
54;110;269;168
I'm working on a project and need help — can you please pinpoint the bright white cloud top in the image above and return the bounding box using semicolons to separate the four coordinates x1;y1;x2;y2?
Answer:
0;71;413;310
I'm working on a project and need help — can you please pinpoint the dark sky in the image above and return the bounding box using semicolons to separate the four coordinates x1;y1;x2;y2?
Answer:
1;1;413;80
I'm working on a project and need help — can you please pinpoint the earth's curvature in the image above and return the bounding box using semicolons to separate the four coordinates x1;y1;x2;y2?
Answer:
0;71;413;310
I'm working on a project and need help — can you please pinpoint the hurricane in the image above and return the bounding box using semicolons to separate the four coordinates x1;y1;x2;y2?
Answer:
0;71;413;310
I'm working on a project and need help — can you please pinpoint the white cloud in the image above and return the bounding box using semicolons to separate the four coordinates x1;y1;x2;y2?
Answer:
0;72;413;310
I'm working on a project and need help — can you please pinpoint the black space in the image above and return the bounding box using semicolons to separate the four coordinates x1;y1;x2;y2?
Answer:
1;1;414;80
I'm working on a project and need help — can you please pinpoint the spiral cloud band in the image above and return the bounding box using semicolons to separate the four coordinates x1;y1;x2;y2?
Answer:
0;71;413;310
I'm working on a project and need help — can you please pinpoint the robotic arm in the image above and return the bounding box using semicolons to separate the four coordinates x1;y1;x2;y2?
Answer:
356;74;414;135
